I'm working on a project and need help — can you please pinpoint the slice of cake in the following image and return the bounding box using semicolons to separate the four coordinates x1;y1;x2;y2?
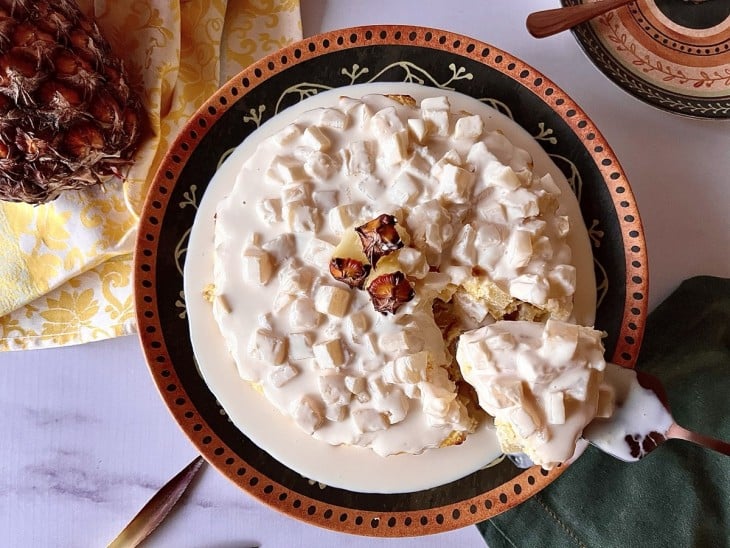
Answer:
456;319;615;468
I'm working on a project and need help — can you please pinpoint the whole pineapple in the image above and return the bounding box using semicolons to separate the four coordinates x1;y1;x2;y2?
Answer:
0;0;143;204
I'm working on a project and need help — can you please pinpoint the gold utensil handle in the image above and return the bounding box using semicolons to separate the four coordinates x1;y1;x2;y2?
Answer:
667;423;730;457
108;456;205;548
526;0;634;38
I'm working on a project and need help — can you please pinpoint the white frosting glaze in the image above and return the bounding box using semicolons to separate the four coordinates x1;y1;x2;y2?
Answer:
212;93;583;457
457;319;613;469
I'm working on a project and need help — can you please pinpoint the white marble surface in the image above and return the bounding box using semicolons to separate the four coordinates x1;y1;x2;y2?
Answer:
2;1;729;547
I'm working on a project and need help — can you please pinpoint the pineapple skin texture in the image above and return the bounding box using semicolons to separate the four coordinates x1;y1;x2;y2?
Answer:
0;0;144;204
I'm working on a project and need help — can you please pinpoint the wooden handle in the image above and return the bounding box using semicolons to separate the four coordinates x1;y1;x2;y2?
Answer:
667;423;730;457
526;0;634;38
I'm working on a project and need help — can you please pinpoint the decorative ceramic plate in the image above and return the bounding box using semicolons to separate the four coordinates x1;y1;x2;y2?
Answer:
562;0;730;118
183;81;600;495
134;26;648;536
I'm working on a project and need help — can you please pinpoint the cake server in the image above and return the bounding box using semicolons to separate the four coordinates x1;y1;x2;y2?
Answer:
583;363;730;461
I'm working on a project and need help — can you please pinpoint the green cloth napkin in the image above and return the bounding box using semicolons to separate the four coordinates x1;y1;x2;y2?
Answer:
477;276;730;548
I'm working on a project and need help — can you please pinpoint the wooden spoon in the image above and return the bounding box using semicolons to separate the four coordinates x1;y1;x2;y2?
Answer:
526;0;635;38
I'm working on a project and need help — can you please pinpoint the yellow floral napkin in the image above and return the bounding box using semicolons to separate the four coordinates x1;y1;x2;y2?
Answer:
0;0;302;351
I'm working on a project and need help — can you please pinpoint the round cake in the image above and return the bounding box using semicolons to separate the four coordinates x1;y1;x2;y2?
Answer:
457;319;614;469
209;92;585;456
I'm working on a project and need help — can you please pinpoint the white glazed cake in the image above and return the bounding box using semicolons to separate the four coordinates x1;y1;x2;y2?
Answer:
457;319;615;469
211;93;582;457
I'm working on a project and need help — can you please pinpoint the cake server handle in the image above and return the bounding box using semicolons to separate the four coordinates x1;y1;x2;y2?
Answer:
107;456;205;548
